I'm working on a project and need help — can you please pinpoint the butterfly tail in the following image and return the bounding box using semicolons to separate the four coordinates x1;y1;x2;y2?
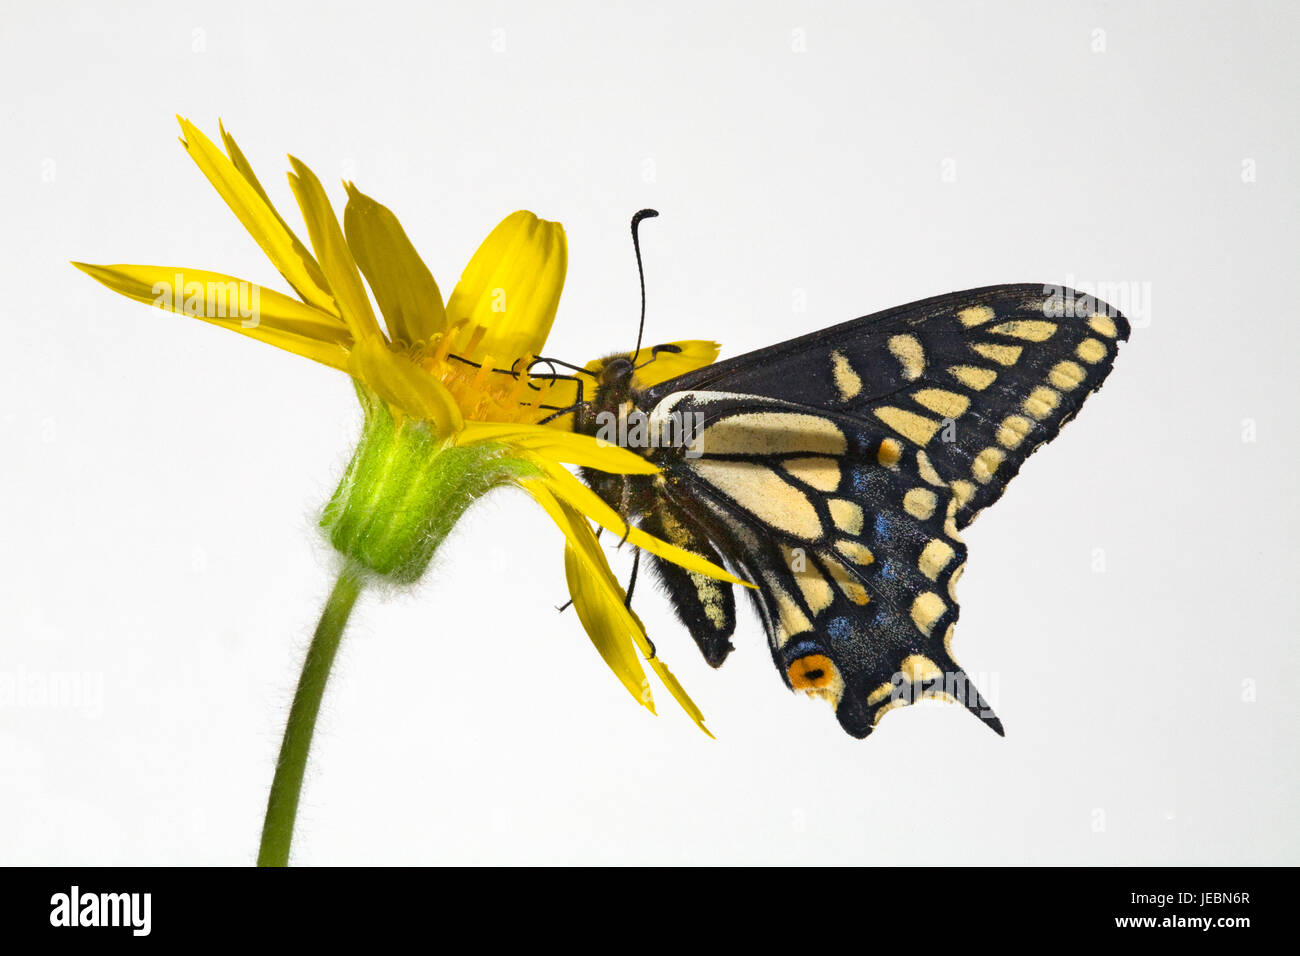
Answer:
828;644;1003;739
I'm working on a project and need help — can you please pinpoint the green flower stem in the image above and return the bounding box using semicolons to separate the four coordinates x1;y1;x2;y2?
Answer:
257;563;363;867
257;389;543;865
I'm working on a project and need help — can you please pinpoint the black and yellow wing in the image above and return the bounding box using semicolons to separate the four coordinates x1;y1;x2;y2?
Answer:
641;391;995;737
609;284;1127;737
644;284;1130;528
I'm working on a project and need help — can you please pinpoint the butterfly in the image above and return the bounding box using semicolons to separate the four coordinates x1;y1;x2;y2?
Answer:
547;211;1129;738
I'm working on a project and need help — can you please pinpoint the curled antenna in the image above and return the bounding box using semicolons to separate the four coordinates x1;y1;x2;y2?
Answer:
630;209;659;363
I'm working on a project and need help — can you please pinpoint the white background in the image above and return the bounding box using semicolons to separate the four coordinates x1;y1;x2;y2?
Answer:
2;1;1296;865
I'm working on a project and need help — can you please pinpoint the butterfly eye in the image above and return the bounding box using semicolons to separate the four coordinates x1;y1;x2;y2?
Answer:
603;357;634;381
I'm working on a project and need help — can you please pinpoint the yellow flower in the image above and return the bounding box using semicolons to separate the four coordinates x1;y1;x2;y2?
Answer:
74;118;743;732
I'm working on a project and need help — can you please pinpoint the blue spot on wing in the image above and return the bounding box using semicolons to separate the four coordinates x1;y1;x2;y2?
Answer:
827;616;853;643
878;559;904;583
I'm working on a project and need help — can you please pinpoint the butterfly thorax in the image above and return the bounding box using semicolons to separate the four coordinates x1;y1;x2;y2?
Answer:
577;355;665;523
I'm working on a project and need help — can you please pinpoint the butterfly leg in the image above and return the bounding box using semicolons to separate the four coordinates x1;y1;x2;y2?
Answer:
624;548;641;607
557;526;606;613
617;479;635;547
623;548;657;658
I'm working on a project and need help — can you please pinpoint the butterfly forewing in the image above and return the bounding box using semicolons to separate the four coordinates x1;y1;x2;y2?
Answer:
644;284;1130;528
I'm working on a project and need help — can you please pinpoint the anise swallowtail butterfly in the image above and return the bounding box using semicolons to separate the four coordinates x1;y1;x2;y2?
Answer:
559;212;1129;738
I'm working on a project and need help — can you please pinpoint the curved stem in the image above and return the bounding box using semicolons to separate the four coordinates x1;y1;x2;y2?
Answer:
257;563;363;866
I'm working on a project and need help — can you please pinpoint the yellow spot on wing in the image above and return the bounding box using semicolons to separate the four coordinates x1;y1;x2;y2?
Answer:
823;553;870;605
913;388;971;418
835;540;875;566
996;414;1033;450
831;350;863;400
1049;360;1086;391
972;342;1022;366
700;412;847;456
947;562;965;601
950;479;976;509
794;569;834;615
909;592;947;637
888;334;925;380
877;438;903;467
957;305;995;327
769;580;813;645
691;573;729;628
783;456;842;492
918;538;956;581
867;682;894;706
874;406;940;446
903;487;938;520
915;451;945;487
694;460;823;539
949;365;998;390
1023;386;1061;421
990;320;1057;342
829;498;864;534
872;698;909;725
972;447;1004;484
1089;312;1118;337
1076;338;1107;364
900;654;944;684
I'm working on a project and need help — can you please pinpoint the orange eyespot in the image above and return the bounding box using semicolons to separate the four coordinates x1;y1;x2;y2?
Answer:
877;438;902;467
788;653;837;690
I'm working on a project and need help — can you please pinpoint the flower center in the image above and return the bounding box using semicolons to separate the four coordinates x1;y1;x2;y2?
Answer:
417;322;578;426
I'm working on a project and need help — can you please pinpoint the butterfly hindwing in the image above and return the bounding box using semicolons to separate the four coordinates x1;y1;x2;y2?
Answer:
638;500;737;668
643;284;1130;528
643;391;1000;737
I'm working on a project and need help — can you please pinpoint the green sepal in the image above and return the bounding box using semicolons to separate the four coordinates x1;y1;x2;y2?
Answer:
322;386;540;584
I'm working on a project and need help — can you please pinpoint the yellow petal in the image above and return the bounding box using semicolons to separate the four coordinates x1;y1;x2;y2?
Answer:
527;481;712;734
72;262;351;371
585;340;722;388
455;421;658;474
446;211;567;361
286;156;385;345
347;337;463;434
643;644;712;737
527;481;652;709
215;121;334;303
563;540;654;712
176;117;336;315
532;459;753;588
342;183;447;347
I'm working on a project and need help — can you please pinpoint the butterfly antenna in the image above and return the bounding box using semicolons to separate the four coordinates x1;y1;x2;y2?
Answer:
631;208;659;363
